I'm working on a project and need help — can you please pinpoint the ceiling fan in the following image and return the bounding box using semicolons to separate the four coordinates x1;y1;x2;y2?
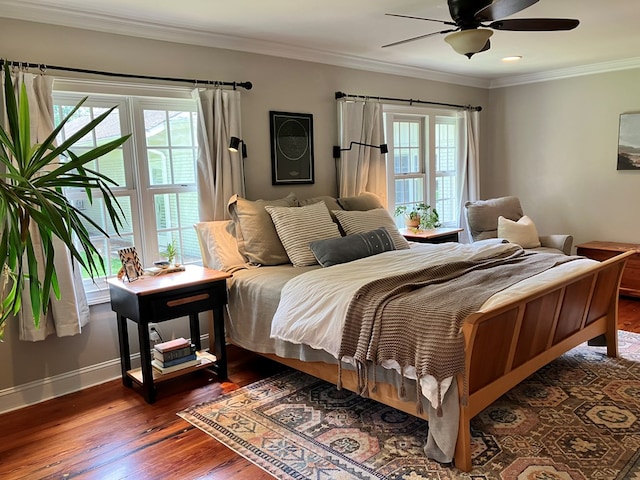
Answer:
383;0;579;58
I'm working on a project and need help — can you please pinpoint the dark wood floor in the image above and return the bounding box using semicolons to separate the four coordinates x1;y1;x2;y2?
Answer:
1;298;639;480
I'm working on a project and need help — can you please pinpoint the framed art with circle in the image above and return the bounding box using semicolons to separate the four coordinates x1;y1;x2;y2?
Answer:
269;111;314;185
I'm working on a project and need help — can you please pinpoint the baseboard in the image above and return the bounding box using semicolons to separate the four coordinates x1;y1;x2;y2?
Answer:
0;356;125;414
0;334;211;414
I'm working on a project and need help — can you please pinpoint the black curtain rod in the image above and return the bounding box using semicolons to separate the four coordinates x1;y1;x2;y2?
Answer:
335;91;481;112
2;58;253;90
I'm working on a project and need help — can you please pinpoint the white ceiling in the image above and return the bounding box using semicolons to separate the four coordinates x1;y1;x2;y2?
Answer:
2;0;640;88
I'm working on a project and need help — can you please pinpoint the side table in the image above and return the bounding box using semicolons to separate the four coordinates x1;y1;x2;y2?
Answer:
576;241;640;298
108;265;231;403
400;227;463;244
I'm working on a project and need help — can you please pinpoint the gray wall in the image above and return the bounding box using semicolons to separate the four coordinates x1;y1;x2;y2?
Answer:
0;18;488;401
486;69;640;247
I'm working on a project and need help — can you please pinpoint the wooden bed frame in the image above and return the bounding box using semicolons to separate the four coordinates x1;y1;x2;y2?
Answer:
260;251;632;472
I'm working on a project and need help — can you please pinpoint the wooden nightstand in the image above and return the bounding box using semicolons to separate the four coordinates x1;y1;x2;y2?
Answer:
108;265;231;403
400;227;463;244
576;241;640;298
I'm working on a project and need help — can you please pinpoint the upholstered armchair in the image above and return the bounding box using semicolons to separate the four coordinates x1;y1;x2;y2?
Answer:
464;196;573;255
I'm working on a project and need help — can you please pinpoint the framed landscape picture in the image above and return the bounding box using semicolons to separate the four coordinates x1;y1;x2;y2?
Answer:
617;113;640;170
269;111;314;184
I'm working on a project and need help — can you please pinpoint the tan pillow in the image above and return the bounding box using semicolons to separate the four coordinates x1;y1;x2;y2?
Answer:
227;193;297;265
298;195;343;219
193;221;248;273
333;208;410;250
337;192;383;211
265;202;342;267
497;215;541;248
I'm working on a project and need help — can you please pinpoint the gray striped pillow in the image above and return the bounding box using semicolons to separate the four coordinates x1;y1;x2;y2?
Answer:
265;201;342;267
333;208;410;250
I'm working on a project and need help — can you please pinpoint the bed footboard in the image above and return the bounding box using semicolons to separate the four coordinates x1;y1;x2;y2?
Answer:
454;250;632;471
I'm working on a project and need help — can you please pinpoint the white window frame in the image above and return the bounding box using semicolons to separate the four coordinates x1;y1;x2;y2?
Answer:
53;80;198;305
384;104;464;228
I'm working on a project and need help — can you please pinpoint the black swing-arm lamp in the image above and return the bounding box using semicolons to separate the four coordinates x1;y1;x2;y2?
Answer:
229;136;247;158
333;141;388;158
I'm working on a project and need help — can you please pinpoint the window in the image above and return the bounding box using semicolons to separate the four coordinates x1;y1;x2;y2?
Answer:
384;106;464;229
53;88;199;304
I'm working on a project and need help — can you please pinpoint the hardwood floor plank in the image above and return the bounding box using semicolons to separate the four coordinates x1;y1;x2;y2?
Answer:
1;305;639;480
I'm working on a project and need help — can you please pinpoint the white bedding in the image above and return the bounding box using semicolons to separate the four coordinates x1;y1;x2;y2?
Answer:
270;239;598;407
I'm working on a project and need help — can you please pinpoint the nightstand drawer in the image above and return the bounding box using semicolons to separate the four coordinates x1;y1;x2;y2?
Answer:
147;281;227;322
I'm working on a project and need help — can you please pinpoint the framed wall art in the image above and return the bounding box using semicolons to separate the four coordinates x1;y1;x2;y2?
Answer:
617;113;640;170
269;111;314;185
118;247;144;282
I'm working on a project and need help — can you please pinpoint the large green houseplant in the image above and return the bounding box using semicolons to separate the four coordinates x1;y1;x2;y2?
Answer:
0;62;130;339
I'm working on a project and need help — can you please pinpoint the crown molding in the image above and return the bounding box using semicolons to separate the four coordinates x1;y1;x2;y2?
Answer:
3;1;639;91
0;0;490;88
489;57;640;88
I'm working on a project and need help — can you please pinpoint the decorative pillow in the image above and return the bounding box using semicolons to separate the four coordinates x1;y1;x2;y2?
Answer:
497;215;541;248
465;196;524;241
265;202;342;267
227;192;297;265
337;192;384;211
310;227;396;267
333;208;410;250
298;195;342;212
193;220;247;272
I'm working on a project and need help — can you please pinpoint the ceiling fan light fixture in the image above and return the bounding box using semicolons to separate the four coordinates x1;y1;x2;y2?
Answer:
444;29;493;58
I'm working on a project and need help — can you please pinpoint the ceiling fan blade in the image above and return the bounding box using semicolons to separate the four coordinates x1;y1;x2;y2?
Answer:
382;29;458;48
475;0;539;22
385;13;457;27
489;18;579;31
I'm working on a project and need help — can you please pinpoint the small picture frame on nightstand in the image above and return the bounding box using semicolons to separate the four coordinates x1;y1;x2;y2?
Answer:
119;247;143;282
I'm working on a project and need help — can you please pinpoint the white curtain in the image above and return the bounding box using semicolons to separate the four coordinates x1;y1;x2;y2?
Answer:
192;88;244;221
1;69;90;341
457;109;481;243
336;99;387;204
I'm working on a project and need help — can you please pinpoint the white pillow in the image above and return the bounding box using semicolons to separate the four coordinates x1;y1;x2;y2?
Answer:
194;221;248;272
333;208;410;250
265;202;342;267
497;215;541;248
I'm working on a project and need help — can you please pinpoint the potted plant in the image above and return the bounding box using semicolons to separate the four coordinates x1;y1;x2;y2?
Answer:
394;205;421;228
161;241;178;267
394;203;441;230
0;62;130;339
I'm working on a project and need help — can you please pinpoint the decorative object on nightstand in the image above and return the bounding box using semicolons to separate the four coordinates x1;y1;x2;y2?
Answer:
394;203;441;230
161;241;178;267
108;265;231;403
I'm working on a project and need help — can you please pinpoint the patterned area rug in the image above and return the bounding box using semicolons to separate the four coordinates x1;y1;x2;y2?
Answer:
179;331;640;479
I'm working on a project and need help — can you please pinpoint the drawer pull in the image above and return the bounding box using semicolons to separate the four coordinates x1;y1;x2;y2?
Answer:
167;293;210;307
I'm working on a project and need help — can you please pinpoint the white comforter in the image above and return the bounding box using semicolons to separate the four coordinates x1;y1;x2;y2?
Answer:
270;239;597;406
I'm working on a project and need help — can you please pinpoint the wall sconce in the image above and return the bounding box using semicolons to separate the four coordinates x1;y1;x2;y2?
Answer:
228;136;247;158
333;141;388;159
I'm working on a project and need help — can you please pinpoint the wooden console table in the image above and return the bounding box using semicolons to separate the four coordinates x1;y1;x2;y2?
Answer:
576;241;640;298
108;265;231;403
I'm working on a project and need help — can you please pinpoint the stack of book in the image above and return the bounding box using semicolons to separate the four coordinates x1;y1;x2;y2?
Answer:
151;337;200;374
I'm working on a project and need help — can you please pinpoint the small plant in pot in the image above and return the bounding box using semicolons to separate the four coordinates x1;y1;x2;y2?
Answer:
161;241;178;267
394;203;441;230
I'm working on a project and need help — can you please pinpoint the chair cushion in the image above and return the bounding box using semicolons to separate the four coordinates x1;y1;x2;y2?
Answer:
465;196;524;241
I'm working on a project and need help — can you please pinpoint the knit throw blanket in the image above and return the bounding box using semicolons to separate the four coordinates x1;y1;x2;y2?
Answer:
338;246;578;414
